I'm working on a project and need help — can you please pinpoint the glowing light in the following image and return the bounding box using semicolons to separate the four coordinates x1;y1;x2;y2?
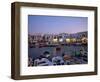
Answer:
66;38;70;43
81;37;87;43
53;38;58;42
72;38;76;42
82;37;87;41
59;38;63;42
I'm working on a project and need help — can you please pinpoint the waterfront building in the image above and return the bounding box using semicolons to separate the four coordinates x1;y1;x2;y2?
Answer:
28;31;88;46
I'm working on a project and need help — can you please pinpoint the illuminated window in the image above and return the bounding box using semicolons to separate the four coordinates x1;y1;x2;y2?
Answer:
66;38;70;43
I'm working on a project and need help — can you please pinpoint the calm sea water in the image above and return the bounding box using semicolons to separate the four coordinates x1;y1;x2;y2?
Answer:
28;45;87;60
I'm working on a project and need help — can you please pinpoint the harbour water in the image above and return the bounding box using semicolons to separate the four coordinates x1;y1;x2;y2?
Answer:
28;45;87;61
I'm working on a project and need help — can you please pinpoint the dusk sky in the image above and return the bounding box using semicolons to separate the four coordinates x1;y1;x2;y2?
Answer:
28;15;88;35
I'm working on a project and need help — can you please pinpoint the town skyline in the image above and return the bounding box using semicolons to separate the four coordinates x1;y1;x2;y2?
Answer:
28;15;88;35
28;31;87;36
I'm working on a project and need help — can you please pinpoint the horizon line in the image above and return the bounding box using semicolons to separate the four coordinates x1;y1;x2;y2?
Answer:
28;31;87;35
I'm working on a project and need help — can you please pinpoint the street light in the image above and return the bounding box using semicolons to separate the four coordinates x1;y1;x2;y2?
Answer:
59;38;63;42
53;38;58;42
72;38;76;42
81;37;87;44
66;38;70;43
